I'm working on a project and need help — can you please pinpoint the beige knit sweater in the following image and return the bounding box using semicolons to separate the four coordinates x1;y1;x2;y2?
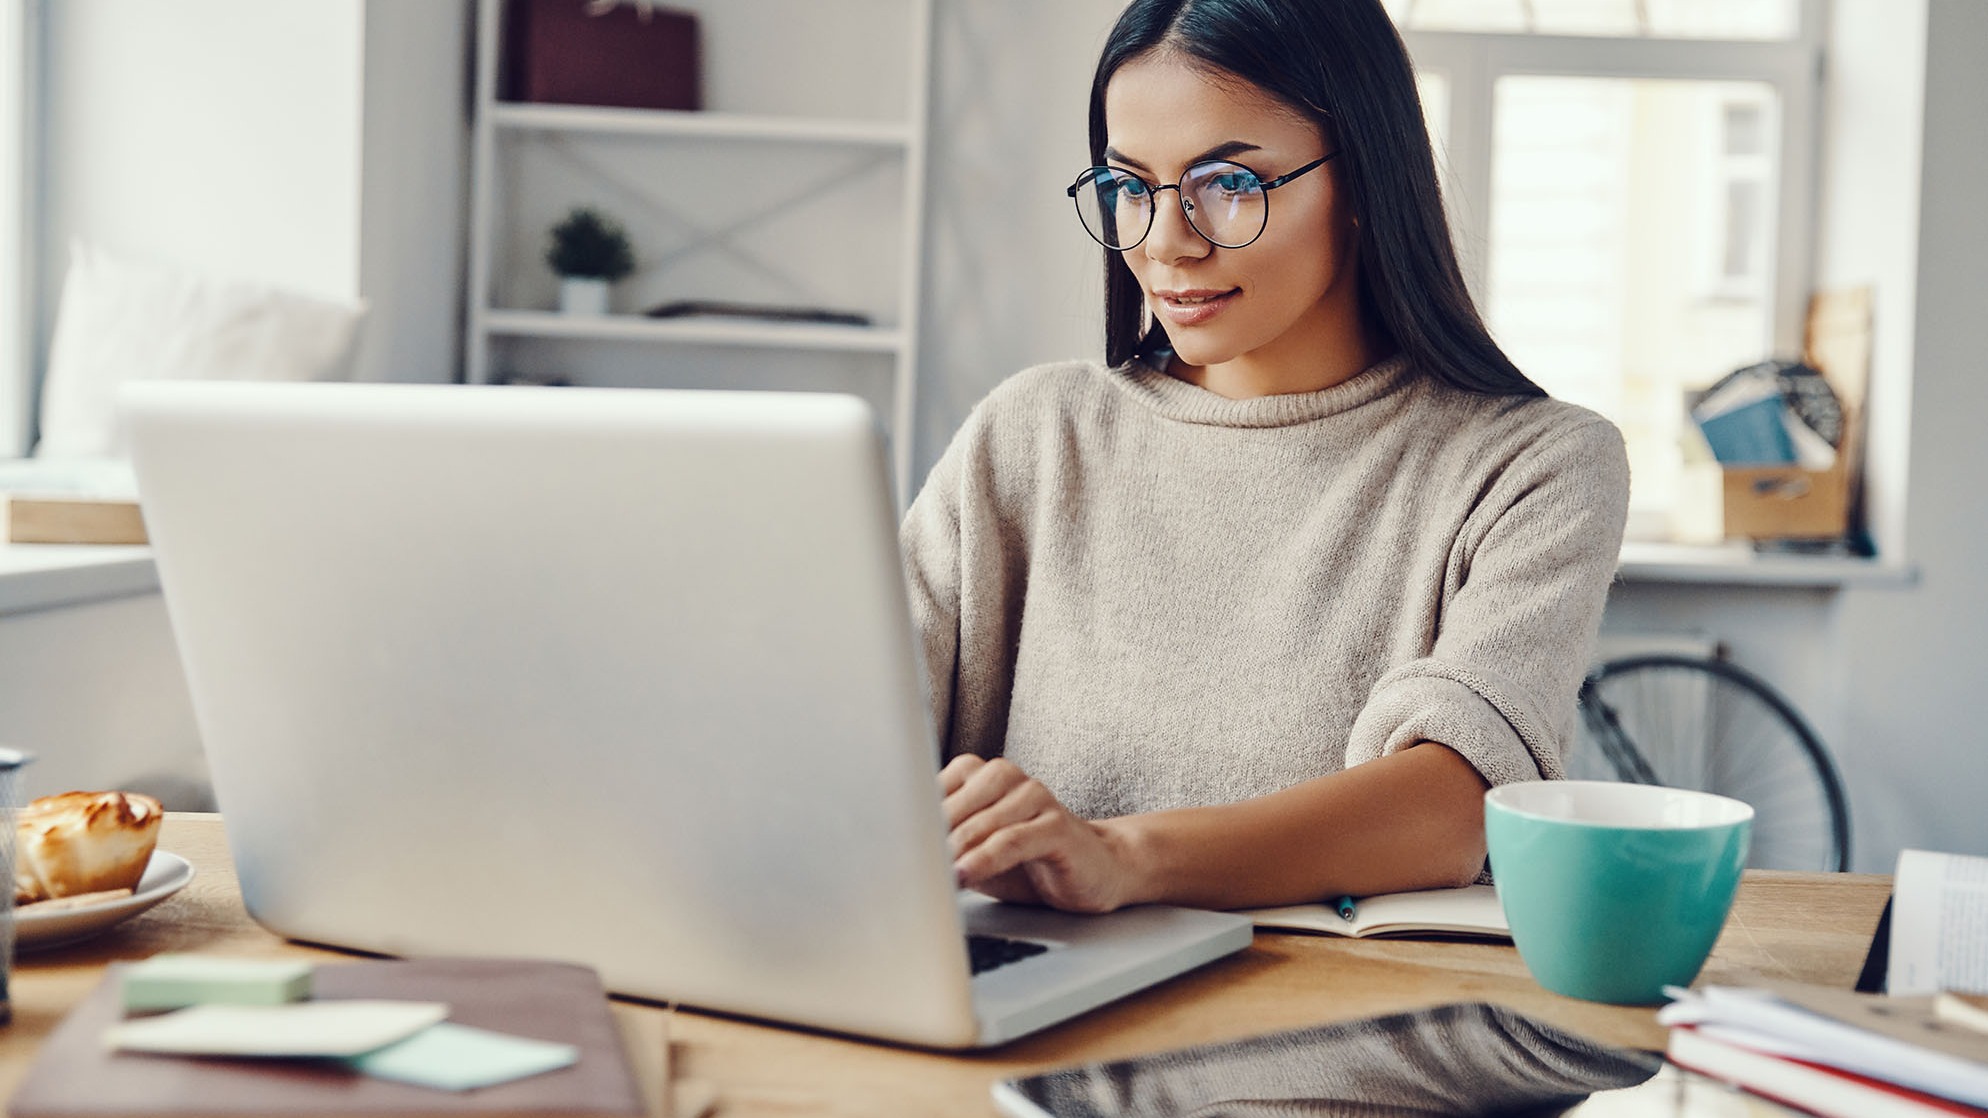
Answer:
900;355;1630;821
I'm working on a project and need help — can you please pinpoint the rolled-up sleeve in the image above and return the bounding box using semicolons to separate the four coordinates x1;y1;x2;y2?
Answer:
1345;417;1631;786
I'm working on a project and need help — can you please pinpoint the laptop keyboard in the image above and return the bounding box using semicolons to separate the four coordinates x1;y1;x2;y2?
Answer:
967;934;1050;976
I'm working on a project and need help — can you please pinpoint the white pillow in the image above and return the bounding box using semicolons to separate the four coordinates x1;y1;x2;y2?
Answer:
35;243;368;458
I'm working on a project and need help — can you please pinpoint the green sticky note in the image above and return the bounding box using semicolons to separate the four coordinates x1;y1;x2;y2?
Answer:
121;955;314;1011
345;1023;579;1092
107;1000;450;1057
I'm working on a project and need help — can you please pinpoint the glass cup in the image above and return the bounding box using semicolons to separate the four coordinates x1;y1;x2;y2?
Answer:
1485;780;1753;1006
0;747;30;1025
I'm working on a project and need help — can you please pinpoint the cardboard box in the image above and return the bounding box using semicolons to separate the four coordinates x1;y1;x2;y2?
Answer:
1720;289;1870;543
505;0;701;112
1721;461;1850;540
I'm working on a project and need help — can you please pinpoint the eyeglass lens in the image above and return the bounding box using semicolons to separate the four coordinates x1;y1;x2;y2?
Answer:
1073;161;1269;251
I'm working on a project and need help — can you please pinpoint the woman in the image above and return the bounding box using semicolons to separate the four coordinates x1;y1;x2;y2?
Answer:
901;0;1629;915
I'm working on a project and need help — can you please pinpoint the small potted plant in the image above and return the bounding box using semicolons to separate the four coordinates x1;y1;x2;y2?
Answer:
546;206;635;315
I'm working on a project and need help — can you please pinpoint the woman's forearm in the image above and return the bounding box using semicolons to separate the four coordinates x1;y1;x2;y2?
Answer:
1104;742;1493;910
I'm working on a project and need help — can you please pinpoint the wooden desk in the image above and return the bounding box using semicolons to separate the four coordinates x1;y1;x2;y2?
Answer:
0;814;1891;1117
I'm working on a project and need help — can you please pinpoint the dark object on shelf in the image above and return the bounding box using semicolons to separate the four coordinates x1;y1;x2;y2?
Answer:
1778;362;1846;447
643;300;874;328
495;371;574;388
1752;535;1877;559
506;0;701;112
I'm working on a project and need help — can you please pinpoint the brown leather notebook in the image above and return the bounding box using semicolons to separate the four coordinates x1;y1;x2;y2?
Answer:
9;958;646;1117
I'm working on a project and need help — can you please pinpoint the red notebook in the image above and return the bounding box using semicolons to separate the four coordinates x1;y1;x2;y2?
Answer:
9;958;646;1118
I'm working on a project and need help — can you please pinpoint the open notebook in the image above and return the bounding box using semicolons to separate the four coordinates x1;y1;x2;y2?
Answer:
1242;884;1510;940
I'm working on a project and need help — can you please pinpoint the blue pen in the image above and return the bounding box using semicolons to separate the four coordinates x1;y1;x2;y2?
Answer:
1334;894;1358;922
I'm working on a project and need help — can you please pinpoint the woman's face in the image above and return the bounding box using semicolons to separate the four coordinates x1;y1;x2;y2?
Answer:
1102;52;1364;379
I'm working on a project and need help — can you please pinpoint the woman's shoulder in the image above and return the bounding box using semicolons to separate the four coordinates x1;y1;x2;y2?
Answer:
1402;379;1629;512
1416;378;1625;459
918;360;1120;514
981;359;1115;408
955;359;1120;436
1506;394;1624;456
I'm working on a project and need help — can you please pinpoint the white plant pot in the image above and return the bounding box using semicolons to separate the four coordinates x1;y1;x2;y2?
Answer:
558;277;611;315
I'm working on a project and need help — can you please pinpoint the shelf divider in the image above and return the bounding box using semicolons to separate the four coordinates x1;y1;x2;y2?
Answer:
481;308;907;354
490;102;914;147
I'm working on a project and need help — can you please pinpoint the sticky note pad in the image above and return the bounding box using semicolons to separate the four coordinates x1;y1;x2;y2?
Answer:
345;1022;580;1091
106;1000;450;1058
121;955;314;1011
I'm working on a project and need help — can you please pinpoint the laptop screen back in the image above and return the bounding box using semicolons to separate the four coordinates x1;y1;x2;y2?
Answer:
125;381;980;1044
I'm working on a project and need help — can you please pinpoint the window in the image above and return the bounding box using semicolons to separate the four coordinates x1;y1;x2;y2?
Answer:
1388;0;1823;540
1713;95;1773;298
0;0;33;458
1388;0;1800;41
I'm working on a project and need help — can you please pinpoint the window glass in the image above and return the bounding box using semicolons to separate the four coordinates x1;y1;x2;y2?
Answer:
1416;71;1450;172
1485;75;1779;530
1415;69;1474;273
1382;0;1799;41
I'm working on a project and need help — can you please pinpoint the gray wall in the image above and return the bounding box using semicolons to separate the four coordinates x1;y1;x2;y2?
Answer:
1829;0;1988;865
913;1;1117;477
352;0;471;385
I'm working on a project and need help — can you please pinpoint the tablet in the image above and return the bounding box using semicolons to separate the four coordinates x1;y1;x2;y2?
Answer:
993;1002;1661;1118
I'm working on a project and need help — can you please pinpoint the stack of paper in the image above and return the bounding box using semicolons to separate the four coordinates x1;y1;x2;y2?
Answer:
1654;849;1988;1117
1660;982;1988;1117
1690;361;1841;469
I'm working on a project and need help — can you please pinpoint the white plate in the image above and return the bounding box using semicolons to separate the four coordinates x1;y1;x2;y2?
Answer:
14;850;196;951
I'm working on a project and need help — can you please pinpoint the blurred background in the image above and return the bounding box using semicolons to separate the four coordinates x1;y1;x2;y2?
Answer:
0;0;1982;871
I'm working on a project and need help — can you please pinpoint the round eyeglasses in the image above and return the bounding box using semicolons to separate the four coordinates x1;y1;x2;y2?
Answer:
1066;153;1339;252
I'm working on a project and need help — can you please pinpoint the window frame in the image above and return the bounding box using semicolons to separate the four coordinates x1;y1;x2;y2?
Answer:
0;0;39;458
1401;2;1826;363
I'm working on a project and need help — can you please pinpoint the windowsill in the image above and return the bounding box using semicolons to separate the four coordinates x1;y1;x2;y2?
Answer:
1617;540;1917;588
0;458;153;614
0;542;158;616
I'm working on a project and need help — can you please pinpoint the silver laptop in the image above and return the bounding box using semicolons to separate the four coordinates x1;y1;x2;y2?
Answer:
123;380;1251;1049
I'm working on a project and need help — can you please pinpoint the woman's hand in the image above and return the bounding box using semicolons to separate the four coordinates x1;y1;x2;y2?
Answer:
939;755;1142;914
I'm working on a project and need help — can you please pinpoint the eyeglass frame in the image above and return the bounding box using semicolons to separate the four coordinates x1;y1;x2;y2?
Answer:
1065;151;1341;252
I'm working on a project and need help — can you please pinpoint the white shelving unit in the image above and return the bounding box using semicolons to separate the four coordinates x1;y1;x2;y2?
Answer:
465;0;933;499
488;102;917;147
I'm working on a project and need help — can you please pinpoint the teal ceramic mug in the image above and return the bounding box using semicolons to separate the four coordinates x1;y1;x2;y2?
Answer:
1485;781;1752;1006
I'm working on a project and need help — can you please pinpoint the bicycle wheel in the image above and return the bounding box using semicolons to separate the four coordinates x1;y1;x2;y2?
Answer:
1571;654;1851;872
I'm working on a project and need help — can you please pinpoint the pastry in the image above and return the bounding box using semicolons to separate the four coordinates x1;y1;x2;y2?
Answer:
13;791;163;905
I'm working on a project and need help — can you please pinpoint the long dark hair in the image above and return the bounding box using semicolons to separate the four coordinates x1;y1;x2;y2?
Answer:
1089;0;1542;397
